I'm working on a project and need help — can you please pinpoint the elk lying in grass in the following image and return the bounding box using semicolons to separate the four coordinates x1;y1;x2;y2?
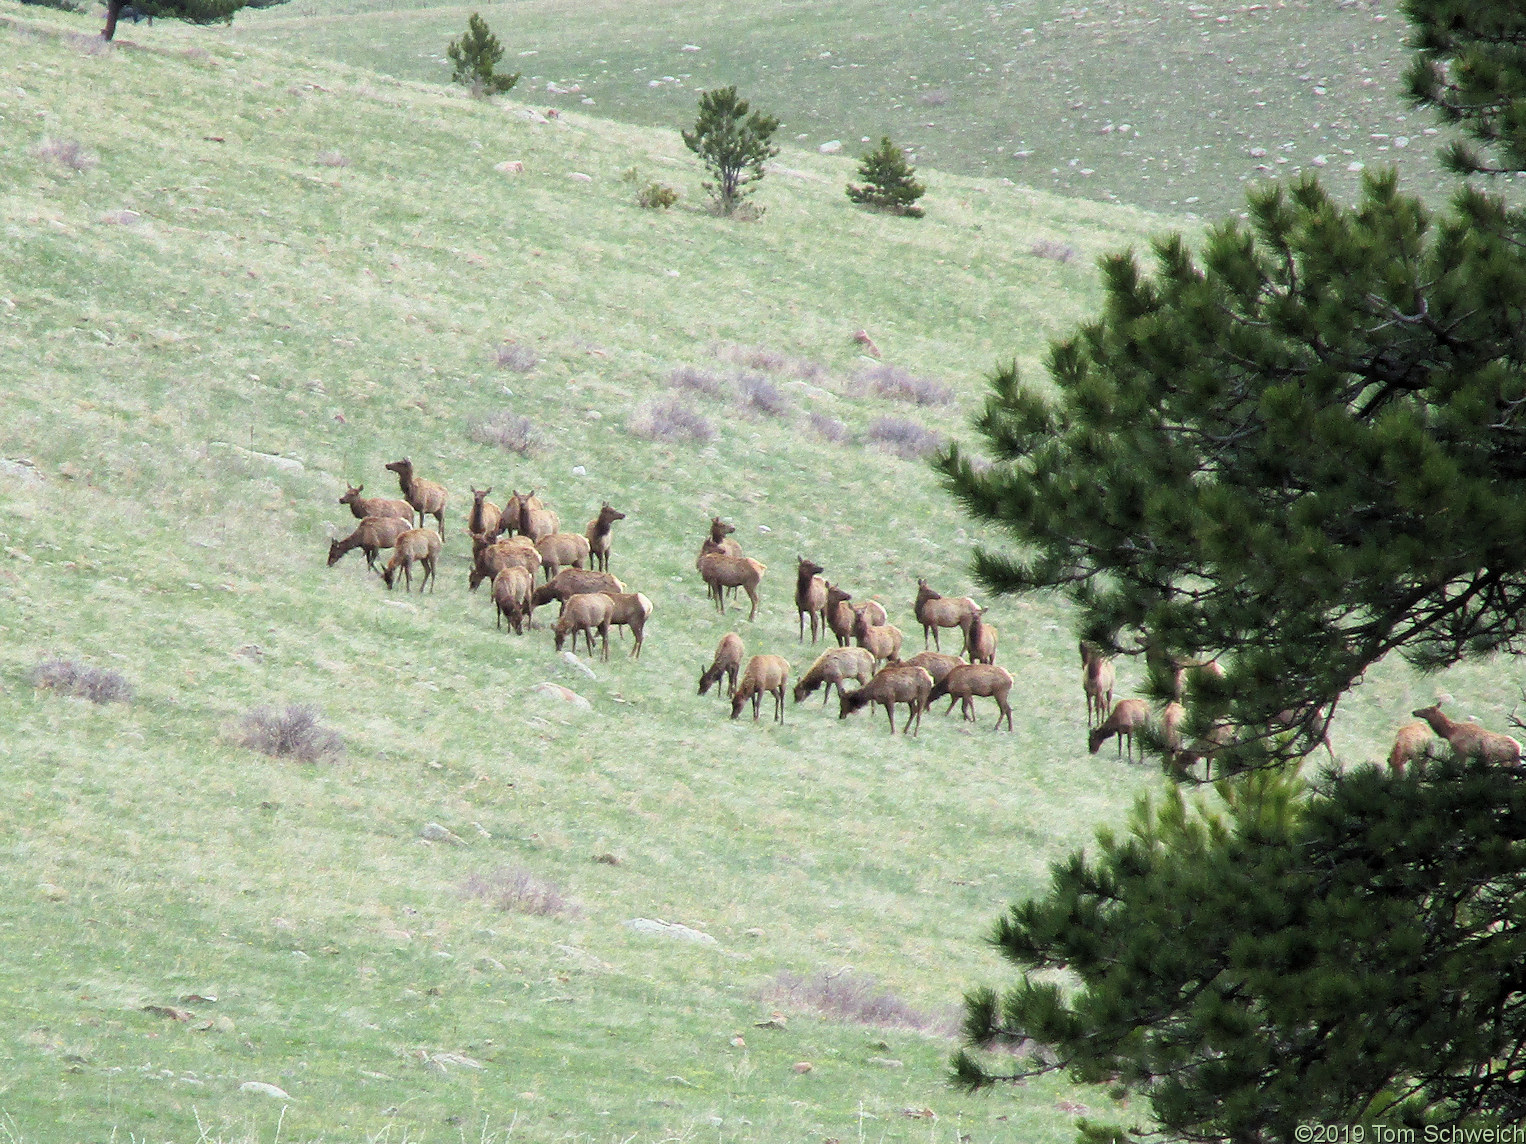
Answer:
603;592;654;658
1079;641;1115;727
492;566;535;634
555;592;615;659
585;503;625;572
1412;703;1522;764
963;613;998;665
914;579;981;652
839;663;934;736
794;646;876;705
1388;720;1434;775
381;528;441;592
507;490;559;542
929;663;1015;731
903;651;964;692
699;633;745;698
339;483;413;524
469;534;540;591
384;458;448;534
796;558;828;643
731;654;790;722
469;487;502;538
853;608;903;668
537;532;591;580
328;515;413;572
528;569;624;626
699;553;766;621
1088;698;1151;760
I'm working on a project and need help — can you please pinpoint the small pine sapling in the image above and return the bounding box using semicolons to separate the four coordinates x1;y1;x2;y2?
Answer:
681;87;780;216
447;13;520;97
846;138;926;217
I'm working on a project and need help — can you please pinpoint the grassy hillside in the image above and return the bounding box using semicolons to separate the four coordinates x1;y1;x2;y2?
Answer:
224;0;1457;221
0;9;1516;1144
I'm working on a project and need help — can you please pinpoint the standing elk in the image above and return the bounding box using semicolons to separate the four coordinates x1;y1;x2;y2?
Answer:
796;558;828;643
339;483;413;525
698;554;766;621
1080;641;1115;727
381;528;441;593
699;633;745;698
731;655;790;723
384;458;448;535
838;664;935;736
585;503;625;572
914;579;981;652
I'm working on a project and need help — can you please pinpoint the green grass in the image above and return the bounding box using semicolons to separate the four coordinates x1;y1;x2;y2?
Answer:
222;0;1458;221
1;9;1519;1142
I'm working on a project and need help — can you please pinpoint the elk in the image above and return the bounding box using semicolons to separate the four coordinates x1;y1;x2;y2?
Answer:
384;458;448;535
1080;641;1115;728
902;651;964;692
602;592;654;658
491;566;534;634
963;613;998;665
380;528;441;593
699;633;745;698
468;534;539;591
731;655;790;723
825;582;856;646
555;592;615;659
913;579;981;652
852;607;903;668
930;663;1015;731
697;518;744;604
468;487;502;538
585;503;625;572
339;483;412;524
793;646;876;705
1088;698;1151;761
536;532;592;580
1388;721;1434;775
838;664;935;736
698;553;766;621
327;515;413;572
1412;704;1522;764
528;568;624;626
796;558;828;643
507;490;559;543
1161;701;1187;761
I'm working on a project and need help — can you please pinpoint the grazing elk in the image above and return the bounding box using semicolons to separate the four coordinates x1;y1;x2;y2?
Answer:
838;663;935;736
339;483;413;524
796;558;828;643
468;534;539;591
1412;703;1522;764
527;568;624;627
902;651;964;693
384;458;448;535
929;663;1015;731
603;592;654;658
1088;698;1151;761
731;655;790;723
699;633;745;698
327;515;413;572
554;592;616;659
913;579;981;652
585;503;625;572
380;528;441;593
793;646;876;705
491;566;535;634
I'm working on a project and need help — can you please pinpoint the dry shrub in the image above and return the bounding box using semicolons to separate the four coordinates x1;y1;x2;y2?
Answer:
765;970;956;1035
469;411;542;457
668;365;727;397
857;363;953;406
460;867;578;917
868;417;944;460
494;342;538;372
716;343;787;372
630;398;714;443
1031;239;1078;263
34;137;98;173
239;704;343;763
808;412;850;444
737;373;790;418
31;658;132;704
315;150;351;168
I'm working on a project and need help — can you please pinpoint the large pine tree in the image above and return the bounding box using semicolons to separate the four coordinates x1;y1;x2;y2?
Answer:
99;0;286;41
944;1;1526;1138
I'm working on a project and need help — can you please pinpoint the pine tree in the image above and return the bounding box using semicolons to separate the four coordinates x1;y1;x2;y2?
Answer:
846;137;926;217
681;87;780;216
447;14;520;97
99;0;287;41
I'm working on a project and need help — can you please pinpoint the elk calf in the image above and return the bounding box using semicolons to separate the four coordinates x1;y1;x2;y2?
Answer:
731;655;790;723
699;633;745;698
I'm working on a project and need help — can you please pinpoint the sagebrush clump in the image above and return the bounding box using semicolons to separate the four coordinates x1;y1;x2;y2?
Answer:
630;398;714;443
460;867;578;917
239;704;343;763
868;417;943;459
469;411;541;456
31;658;132;704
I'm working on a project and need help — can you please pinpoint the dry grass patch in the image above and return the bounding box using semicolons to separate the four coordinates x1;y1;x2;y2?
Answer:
668;365;728;398
807;411;850;444
33;137;97;172
857;363;954;406
737;373;791;418
629;398;714;443
867;417;944;460
765;969;956;1035
460;866;578;917
469;411;542;456
30;657;132;704
494;342;538;372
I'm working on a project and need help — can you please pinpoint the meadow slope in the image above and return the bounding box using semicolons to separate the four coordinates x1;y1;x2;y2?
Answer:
0;11;1517;1144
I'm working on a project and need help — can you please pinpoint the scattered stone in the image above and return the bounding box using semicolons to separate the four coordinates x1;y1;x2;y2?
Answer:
868;1056;904;1069
1347;160;1365;172
495;160;525;175
531;682;592;710
593;852;621;865
755;1017;787;1030
476;956;506;972
0;458;43;485
38;883;67;901
209;442;304;472
1311;155;1328;167
624;918;718;945
1248;147;1268;158
569;172;593;182
681;44;701;51
792;1061;813;1073
818;140;842;154
430;1051;483;1070
558;652;597;680
240;1081;291;1099
420;822;467;846
517;109;550;125
571;464;587;476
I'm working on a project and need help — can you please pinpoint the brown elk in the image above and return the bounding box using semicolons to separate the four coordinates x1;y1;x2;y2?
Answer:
963;613;998;665
914;579;981;652
603;592;654;658
491;566;535;634
468;534;539;591
536;532;592;580
1079;641;1116;728
929;663;1015;731
585;503;625;572
327;515;413;572
555;592;615;659
384;459;448;535
839;664;935;736
507;490;559;543
698;554;766;621
793;646;876;705
469;487;502;538
731;655;790;723
380;528;441;593
853;607;903;668
697;518;744;604
699;633;745;698
1412;703;1522;764
528;568;624;626
1088;698;1151;760
825;582;856;646
902;651;964;692
1388;721;1434;775
796;558;828;643
339;483;413;524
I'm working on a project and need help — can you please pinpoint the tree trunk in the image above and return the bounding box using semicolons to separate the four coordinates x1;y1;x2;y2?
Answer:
102;0;123;40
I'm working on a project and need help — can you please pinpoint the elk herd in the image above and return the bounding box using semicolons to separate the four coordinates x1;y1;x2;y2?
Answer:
326;458;1523;766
